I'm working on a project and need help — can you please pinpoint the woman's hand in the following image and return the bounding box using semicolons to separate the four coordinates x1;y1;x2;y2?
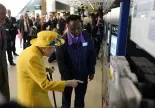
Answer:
66;80;84;88
46;67;55;75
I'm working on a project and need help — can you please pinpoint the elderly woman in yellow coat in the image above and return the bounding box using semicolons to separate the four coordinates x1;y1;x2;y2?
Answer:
17;31;83;108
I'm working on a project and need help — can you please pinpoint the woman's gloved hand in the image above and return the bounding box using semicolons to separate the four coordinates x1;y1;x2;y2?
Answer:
65;80;84;88
46;67;55;76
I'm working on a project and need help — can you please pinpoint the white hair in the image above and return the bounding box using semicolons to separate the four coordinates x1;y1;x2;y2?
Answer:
83;17;92;25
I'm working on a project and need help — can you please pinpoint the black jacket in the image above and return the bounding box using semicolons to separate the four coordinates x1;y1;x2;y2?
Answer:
34;21;47;33
3;20;12;41
56;32;96;82
58;18;66;33
18;19;33;35
47;19;57;30
83;23;92;34
5;17;18;35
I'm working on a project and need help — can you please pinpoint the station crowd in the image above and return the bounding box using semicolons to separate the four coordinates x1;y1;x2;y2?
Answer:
0;3;104;108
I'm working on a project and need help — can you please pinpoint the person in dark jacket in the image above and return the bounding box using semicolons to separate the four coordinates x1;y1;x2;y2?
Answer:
6;9;18;56
0;3;10;101
95;16;104;58
18;13;33;49
58;16;66;35
34;16;47;33
5;18;16;65
83;17;92;34
47;15;57;30
56;15;96;108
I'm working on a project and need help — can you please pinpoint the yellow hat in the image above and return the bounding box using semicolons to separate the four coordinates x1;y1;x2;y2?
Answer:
30;31;65;47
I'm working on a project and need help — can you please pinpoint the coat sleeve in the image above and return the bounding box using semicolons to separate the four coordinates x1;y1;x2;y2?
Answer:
56;45;71;79
27;56;66;92
87;36;96;75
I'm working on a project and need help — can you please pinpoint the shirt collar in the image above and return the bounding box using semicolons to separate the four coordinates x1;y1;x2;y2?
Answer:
67;32;85;45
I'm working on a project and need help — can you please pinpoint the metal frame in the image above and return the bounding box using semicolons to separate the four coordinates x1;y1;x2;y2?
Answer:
102;0;131;107
116;0;130;56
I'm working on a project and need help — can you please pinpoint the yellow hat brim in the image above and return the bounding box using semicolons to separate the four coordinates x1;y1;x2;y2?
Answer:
30;38;65;47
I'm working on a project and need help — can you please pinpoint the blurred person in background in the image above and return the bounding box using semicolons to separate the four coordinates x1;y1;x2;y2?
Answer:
90;13;97;51
31;16;35;25
18;12;33;49
35;13;40;22
34;16;47;33
56;13;60;20
84;6;89;17
91;8;104;58
17;31;83;108
5;14;16;66
56;15;96;108
17;15;24;48
34;13;40;28
6;9;18;56
47;12;57;30
0;3;10;101
57;14;67;35
17;15;23;24
95;16;104;58
83;17;92;34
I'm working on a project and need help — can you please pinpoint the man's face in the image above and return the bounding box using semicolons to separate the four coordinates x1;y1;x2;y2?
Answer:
24;13;28;19
0;7;6;24
63;16;66;20
36;14;40;20
7;10;11;17
50;13;54;19
67;20;82;37
41;17;44;22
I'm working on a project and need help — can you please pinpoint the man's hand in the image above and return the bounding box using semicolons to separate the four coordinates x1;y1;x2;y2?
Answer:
66;80;84;88
89;74;94;81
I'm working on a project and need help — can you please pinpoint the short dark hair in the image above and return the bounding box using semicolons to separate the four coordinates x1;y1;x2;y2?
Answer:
66;15;81;24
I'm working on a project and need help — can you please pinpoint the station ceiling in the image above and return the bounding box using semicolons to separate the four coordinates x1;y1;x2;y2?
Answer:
0;0;104;16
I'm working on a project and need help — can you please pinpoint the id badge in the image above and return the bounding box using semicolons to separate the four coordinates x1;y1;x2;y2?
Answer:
82;42;88;46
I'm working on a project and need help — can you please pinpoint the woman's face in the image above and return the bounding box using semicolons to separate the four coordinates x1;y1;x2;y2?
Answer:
43;47;55;57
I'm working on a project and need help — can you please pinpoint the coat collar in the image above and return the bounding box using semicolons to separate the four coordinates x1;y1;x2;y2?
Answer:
31;45;43;58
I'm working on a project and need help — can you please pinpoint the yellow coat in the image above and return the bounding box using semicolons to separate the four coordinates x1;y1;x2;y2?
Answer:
17;45;66;108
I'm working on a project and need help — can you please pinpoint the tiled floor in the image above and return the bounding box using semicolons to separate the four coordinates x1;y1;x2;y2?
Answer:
7;38;102;108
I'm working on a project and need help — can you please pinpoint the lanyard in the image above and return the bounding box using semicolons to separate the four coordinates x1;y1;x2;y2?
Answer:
75;43;81;73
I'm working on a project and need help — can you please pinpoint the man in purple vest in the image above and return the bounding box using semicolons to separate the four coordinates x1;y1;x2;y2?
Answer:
56;15;96;108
